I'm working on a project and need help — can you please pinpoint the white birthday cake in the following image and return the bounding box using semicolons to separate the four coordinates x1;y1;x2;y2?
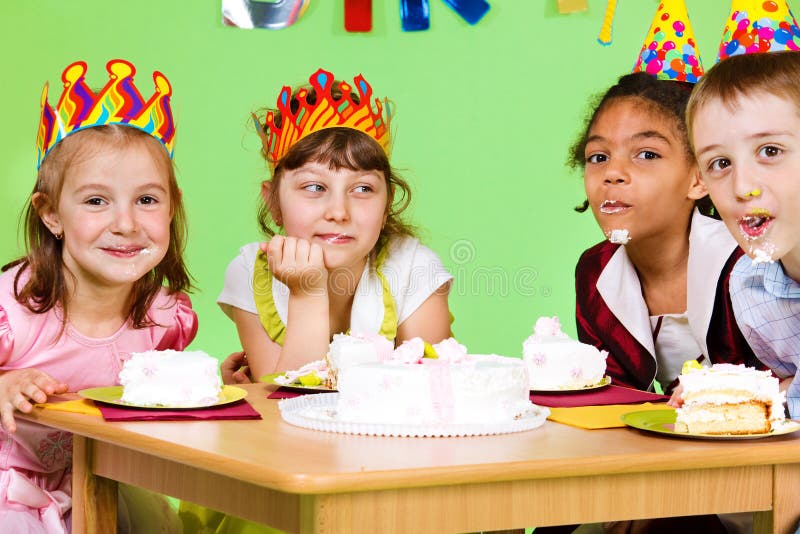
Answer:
119;350;222;407
523;316;608;390
335;337;534;425
675;363;785;435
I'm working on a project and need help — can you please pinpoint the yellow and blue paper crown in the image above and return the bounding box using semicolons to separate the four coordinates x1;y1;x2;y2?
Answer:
36;59;176;169
254;68;391;166
632;0;705;83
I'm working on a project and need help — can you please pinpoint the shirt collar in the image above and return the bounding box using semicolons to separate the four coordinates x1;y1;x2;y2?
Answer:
757;261;800;298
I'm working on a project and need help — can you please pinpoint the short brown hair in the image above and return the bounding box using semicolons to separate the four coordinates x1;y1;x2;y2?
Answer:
3;125;193;328
686;51;800;143
255;83;415;254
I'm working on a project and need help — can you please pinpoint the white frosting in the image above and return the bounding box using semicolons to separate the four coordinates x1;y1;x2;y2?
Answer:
608;229;631;245
433;338;468;363
677;363;785;423
750;242;776;264
522;316;607;390
328;333;391;370
335;354;532;425
119;350;222;407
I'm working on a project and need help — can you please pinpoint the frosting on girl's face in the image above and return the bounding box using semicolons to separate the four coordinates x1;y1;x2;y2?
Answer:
277;161;388;273
606;228;631;245
54;141;172;290
583;98;698;247
692;92;800;270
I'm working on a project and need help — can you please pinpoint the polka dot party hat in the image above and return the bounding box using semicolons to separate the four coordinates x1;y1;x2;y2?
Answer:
632;0;705;83
717;0;800;60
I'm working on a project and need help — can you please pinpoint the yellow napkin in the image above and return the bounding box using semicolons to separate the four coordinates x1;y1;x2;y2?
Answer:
37;399;101;417
547;402;673;429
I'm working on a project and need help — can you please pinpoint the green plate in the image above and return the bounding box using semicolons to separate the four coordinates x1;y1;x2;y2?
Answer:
621;409;800;440
78;385;248;410
261;373;335;392
531;375;612;393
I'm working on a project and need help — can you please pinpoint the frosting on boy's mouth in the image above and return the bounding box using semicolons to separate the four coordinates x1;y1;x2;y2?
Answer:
600;200;631;214
738;208;774;240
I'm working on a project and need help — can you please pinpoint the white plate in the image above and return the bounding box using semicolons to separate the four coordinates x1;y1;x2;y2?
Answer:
278;393;550;437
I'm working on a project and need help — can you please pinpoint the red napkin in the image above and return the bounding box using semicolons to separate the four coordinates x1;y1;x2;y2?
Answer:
96;400;262;421
267;387;336;400
531;385;669;408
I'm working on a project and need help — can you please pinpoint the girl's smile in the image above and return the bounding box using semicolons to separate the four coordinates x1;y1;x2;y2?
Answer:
101;245;153;257
315;233;355;245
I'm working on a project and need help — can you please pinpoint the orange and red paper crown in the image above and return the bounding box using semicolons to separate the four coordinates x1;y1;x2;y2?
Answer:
254;68;391;166
632;0;705;82
36;59;176;169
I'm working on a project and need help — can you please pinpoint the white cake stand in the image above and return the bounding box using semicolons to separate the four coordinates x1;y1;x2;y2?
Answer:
278;393;550;437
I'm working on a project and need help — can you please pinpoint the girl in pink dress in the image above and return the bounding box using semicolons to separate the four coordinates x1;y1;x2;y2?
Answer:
0;59;197;533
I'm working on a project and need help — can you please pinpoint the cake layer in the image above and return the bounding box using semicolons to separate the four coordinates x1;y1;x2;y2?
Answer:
674;402;771;435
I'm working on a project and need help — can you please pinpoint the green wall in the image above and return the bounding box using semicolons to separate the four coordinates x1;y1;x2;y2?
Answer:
0;1;733;360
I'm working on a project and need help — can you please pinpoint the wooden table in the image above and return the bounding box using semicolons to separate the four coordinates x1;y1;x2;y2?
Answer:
19;384;800;533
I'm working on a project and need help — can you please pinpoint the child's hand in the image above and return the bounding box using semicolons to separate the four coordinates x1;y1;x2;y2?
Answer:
262;235;328;294
0;369;68;433
220;351;253;384
666;384;684;408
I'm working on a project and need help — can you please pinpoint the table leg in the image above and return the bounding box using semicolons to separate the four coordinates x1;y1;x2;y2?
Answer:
754;463;800;534
71;436;117;534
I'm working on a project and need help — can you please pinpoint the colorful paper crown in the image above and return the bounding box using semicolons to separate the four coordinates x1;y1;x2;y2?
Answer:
632;0;704;83
254;68;391;165
36;59;175;169
717;0;800;60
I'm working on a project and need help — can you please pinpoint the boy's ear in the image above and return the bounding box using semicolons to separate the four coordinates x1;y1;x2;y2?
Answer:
261;180;282;226
686;166;708;200
31;192;63;237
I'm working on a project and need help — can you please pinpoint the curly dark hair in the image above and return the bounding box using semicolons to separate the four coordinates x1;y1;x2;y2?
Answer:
568;72;715;217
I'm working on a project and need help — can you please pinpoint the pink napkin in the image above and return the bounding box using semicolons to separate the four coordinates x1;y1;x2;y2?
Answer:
96;400;262;421
267;387;336;399
531;385;669;408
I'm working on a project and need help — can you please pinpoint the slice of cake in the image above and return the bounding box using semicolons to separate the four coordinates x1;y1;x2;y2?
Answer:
271;333;392;389
325;333;393;388
119;349;222;407
674;363;785;435
335;338;534;425
522;316;608;390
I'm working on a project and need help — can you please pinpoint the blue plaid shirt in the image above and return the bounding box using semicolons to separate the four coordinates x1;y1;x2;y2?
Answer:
730;256;799;419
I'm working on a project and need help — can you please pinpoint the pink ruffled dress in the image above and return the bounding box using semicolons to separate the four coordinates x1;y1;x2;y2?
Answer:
0;265;198;533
